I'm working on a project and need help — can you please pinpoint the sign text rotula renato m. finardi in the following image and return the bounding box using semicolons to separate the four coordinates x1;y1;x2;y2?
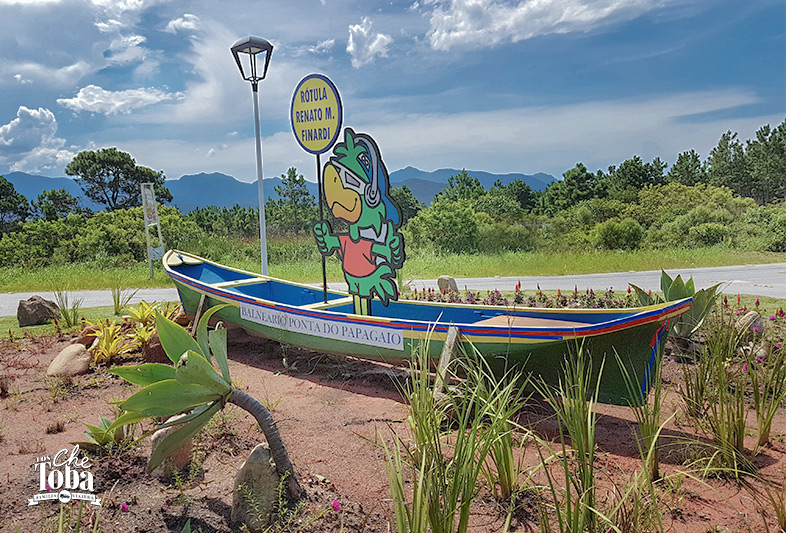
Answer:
290;74;342;155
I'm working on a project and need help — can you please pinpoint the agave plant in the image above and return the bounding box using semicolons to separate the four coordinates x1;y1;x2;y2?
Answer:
630;270;721;339
107;305;303;500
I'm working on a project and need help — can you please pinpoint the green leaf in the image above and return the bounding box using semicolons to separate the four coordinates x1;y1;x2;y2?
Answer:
153;403;213;431
685;277;695;296
629;283;654;306
175;350;232;396
660;270;673;299
105;410;150;434
156;311;202;364
120;379;220;417
667;275;689;301
147;401;222;472
209;327;231;384
195;304;230;364
111;363;176;387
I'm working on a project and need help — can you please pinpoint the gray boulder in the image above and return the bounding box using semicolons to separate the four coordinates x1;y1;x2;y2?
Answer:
232;443;279;531
17;296;60;327
47;344;91;376
150;413;195;480
437;275;458;293
735;310;765;341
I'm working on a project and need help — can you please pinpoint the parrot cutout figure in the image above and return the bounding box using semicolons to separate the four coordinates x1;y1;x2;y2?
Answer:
313;128;405;315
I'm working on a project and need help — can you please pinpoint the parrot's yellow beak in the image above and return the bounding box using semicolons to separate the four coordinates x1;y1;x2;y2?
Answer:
323;163;361;223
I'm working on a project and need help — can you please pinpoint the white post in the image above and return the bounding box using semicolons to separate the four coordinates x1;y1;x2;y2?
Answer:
251;83;269;276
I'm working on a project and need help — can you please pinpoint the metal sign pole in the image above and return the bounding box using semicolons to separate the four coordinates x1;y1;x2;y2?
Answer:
317;152;328;303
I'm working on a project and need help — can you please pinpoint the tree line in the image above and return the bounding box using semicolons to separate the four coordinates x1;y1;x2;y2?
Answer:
0;119;783;265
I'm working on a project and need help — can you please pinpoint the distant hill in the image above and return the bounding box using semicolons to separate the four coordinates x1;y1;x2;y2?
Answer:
3;167;555;212
390;166;553;190
4;171;103;211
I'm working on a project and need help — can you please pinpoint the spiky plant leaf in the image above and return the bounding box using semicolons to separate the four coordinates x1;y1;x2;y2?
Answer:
147;401;222;472
629;283;656;306
105;410;150;434
209;327;231;383
111;363;176;387
155;311;202;363
195;304;230;364
175;350;232;396
120;379;219;417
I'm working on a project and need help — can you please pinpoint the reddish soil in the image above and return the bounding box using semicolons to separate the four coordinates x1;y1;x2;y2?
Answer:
0;328;785;532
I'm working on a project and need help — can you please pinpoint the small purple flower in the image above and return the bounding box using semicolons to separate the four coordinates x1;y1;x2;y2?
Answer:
120;502;129;512
778;343;783;349
332;500;341;512
770;316;776;321
756;357;763;363
46;483;52;491
743;363;748;372
754;327;760;332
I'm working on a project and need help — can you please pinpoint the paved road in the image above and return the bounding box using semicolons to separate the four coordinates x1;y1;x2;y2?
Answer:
407;262;786;299
2;263;785;317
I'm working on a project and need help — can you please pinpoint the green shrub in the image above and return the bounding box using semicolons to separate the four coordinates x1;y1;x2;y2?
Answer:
592;217;644;250
689;223;729;246
477;221;535;253
407;199;479;253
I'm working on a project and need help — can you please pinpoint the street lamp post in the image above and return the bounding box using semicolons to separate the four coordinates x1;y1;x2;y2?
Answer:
231;36;273;275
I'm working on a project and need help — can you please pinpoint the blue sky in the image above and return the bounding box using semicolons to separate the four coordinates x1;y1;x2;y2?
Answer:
0;0;783;183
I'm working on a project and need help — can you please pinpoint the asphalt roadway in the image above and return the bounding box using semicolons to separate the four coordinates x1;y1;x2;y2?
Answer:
2;262;785;317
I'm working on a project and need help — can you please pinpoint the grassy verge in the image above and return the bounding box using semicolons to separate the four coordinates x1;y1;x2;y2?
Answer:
0;246;782;293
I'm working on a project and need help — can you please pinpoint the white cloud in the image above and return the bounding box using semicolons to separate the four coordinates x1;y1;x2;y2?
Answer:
424;0;671;51
347;17;393;68
57;84;183;115
95;18;123;33
0;106;75;173
164;13;200;33
106;34;148;64
0;0;61;4
3;60;92;88
349;90;777;178
291;38;336;57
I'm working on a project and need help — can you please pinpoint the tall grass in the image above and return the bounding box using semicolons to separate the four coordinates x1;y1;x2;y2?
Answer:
466;352;532;502
616;346;669;482
382;343;527;533
679;310;754;477
53;289;83;328
747;340;786;452
535;344;602;532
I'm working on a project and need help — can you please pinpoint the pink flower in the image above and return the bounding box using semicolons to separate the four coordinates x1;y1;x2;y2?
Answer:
743;363;748;372
754;327;760;332
770;316;777;321
757;357;763;363
46;483;52;491
332;500;341;512
120;502;129;512
778;343;783;349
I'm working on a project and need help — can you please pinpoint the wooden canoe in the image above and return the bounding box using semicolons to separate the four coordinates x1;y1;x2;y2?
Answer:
164;250;692;405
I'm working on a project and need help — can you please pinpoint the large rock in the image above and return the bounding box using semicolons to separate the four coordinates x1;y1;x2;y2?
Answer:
47;344;91;376
71;325;99;348
232;443;279;531
735;311;765;341
142;331;170;364
437;275;458;293
171;306;191;327
17;296;60;327
150;414;194;480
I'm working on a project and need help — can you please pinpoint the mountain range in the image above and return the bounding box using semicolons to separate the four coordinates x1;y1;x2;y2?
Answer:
4;167;554;213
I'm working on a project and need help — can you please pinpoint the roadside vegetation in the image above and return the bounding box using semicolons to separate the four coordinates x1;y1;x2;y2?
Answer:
0;120;784;294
